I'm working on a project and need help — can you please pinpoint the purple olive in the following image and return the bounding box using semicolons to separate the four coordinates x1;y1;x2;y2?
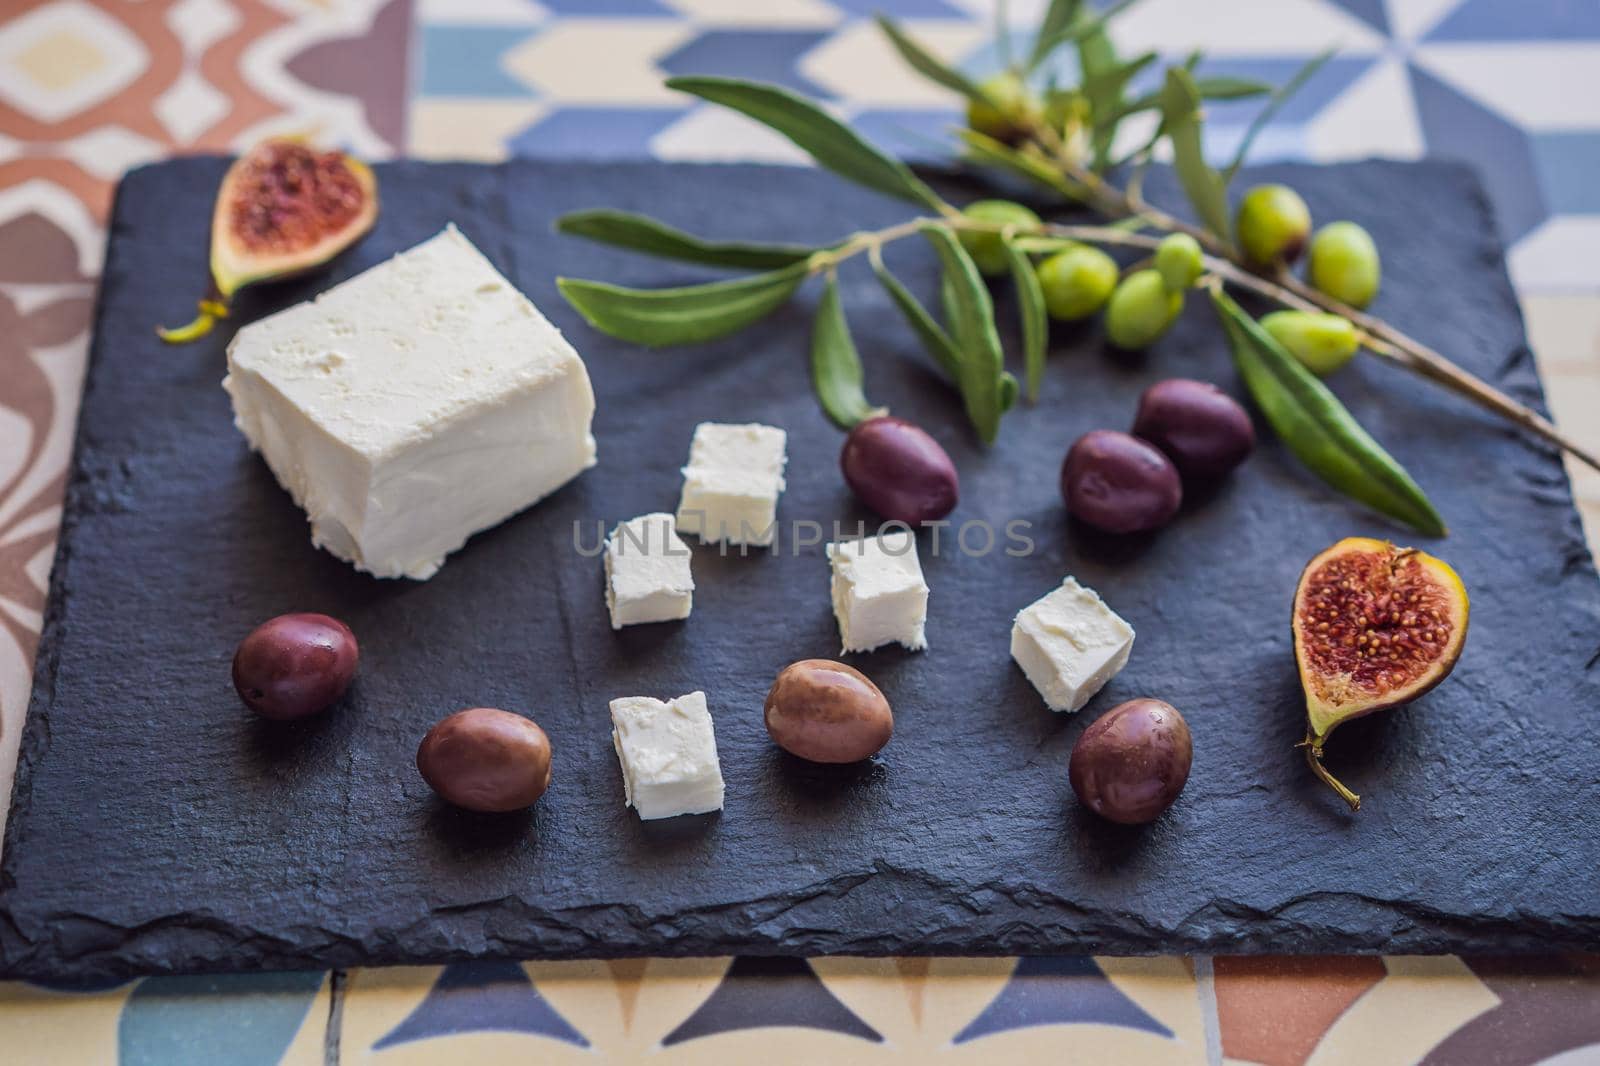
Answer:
232;612;358;720
1061;430;1182;534
417;707;552;812
1069;698;1193;825
1131;379;1255;480
840;415;959;524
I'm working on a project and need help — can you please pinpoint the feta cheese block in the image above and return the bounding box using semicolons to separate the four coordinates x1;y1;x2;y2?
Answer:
1010;577;1135;713
604;512;694;629
827;530;929;653
675;422;786;546
222;224;597;580
610;691;725;820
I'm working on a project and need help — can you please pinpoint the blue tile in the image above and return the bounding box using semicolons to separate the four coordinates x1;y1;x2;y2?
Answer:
659;30;835;99
954;956;1173;1044
539;0;674;14
374;961;587;1050
1408;62;1548;242
1327;0;1390;33
508;106;687;158
1531;133;1600;215
1429;0;1600;41
851;108;964;164
662;957;881;1046
829;0;966;15
118;971;325;1066
419;26;539;98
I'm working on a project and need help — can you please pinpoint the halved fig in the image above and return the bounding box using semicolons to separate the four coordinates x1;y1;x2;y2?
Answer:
1292;536;1469;811
158;137;378;344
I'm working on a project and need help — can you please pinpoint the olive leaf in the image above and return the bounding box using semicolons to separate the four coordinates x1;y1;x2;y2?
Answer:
956;129;1084;199
1211;288;1446;536
811;275;882;430
1160;66;1233;246
999;371;1021;412
875;16;988;104
557;262;807;347
667;76;944;211
1031;0;1142;77
556;209;816;271
872;255;963;382
1028;0;1083;70
1003;236;1049;402
1224;48;1334;184
1115;74;1272;123
922;223;1007;444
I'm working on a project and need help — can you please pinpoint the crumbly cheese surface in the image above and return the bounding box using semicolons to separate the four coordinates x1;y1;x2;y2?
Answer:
610;691;725;820
1010;576;1135;712
675;422;787;546
604;512;694;629
827;530;929;653
223;225;597;579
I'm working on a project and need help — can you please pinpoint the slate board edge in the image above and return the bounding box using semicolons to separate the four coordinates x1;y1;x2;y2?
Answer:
2;158;1598;981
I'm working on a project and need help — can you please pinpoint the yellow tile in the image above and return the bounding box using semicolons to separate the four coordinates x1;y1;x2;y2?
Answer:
0;980;131;1065
14;30;107;92
1304;956;1497;1066
408;100;546;161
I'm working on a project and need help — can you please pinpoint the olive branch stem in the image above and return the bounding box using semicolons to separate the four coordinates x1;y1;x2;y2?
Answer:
1010;111;1600;473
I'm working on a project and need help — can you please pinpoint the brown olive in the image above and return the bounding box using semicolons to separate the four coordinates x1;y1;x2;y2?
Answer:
417;707;552;812
764;659;892;763
1069;698;1192;825
232;612;358;720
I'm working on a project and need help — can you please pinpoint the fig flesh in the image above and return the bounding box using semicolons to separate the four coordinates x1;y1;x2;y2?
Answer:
1292;536;1469;810
159;137;378;344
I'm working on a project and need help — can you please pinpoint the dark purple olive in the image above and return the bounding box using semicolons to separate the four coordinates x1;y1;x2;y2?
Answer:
840;415;959;524
1069;698;1193;825
417;707;552;812
1061;430;1182;534
232;612;358;720
1131;378;1255;480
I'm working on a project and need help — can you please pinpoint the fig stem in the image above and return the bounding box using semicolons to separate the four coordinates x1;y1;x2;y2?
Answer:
157;298;229;344
1303;734;1362;812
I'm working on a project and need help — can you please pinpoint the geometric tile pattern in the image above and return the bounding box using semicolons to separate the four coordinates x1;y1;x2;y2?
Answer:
1;1;1598;1062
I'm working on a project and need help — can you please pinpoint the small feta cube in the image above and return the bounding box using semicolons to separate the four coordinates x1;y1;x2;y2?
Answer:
675;423;786;546
223;225;597;579
827;531;929;653
1010;577;1135;713
610;692;725;820
604;513;694;629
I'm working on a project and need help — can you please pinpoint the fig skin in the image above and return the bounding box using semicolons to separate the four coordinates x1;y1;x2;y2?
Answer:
1061;430;1182;534
1292;536;1470;811
840;416;959;525
1131;379;1255;481
1069;699;1193;825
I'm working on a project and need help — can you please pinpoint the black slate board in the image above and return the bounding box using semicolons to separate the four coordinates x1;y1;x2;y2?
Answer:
3;158;1599;981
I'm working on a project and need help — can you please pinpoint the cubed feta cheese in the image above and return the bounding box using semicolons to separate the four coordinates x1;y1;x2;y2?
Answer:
675;422;786;546
223;225;597;580
827;530;929;653
610;691;725;820
604;513;694;629
1010;577;1135;713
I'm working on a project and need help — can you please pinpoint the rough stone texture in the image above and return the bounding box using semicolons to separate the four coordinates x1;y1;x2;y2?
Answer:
1;159;1597;980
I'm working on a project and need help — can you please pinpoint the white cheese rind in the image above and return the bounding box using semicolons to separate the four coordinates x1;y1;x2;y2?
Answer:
1010;576;1135;712
604;513;694;629
609;691;725;820
675;422;786;546
223;224;597;580
827;530;929;653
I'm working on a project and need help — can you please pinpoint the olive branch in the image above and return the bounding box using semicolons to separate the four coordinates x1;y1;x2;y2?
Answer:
555;0;1592;537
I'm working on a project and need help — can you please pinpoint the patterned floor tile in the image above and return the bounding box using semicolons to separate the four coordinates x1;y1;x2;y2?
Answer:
0;979;132;1064
418;25;542;98
1427;0;1600;42
116;972;329;1066
1213;955;1386;1066
1417;956;1600;1066
659;29;836;98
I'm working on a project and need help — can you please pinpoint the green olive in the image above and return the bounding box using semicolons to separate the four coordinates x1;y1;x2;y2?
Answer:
1308;221;1381;309
1235;184;1311;268
1037;244;1118;321
1154;233;1204;292
959;199;1042;276
1261;310;1360;375
967;72;1037;145
1105;269;1183;350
